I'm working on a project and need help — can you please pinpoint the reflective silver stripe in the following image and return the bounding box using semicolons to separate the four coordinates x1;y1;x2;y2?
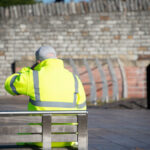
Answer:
32;71;86;108
33;70;40;101
73;74;78;106
29;98;86;108
10;75;19;95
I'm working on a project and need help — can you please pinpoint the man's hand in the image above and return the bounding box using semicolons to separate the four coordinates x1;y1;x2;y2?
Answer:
31;63;38;70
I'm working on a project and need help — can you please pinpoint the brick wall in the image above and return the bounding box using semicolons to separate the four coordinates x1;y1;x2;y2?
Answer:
14;59;147;103
0;1;150;98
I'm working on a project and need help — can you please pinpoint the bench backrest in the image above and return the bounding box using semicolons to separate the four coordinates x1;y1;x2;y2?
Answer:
0;111;88;150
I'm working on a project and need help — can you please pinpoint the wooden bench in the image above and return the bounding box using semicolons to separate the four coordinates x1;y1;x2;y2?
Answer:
0;111;88;150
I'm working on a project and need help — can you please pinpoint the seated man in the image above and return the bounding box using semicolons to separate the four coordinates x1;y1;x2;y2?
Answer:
5;46;86;148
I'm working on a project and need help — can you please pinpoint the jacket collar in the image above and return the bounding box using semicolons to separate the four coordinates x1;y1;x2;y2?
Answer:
34;59;64;71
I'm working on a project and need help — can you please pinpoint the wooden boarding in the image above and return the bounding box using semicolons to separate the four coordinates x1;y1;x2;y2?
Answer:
0;111;88;150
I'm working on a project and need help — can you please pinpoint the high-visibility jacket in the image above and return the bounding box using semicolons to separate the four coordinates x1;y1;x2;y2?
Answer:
5;59;86;147
5;59;86;111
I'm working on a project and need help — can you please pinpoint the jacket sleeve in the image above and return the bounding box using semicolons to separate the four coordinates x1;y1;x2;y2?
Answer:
76;76;87;109
4;67;31;96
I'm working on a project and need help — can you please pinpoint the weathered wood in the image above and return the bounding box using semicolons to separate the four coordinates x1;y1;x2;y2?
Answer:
78;114;88;150
4;7;9;18
13;6;18;18
0;124;77;134
47;4;52;16
52;134;77;142
52;125;77;133
80;2;85;14
71;2;76;14
99;0;105;12
0;134;77;144
0;115;77;124
42;114;51;149
56;3;60;16
52;116;77;123
0;116;42;124
0;125;42;134
0;135;41;143
51;3;56;15
88;2;93;13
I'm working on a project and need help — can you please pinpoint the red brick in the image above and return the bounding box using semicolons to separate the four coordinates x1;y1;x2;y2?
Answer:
127;35;133;39
101;27;110;32
138;46;148;51
0;51;5;56
114;35;121;40
100;16;110;21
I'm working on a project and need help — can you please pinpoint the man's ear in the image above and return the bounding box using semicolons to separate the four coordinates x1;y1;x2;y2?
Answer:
37;60;41;64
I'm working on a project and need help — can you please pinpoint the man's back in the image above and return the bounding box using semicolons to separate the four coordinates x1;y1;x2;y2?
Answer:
28;59;86;111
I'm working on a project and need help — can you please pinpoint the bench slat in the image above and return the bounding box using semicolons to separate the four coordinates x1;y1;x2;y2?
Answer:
0;116;41;124
0;125;42;134
0;135;41;143
0;134;77;143
0;125;77;134
52;116;77;123
52;125;77;132
52;134;77;142
0;116;77;124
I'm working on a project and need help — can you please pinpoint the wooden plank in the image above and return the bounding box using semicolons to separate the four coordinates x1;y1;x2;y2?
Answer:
80;2;85;14
13;6;18;18
0;134;77;143
0;135;41;143
78;114;88;150
83;59;97;104
117;58;128;98
4;7;9;18
51;3;56;15
0;115;77;124
95;0;101;12
42;114;51;149
99;0;105;12
47;4;52;16
0;124;77;134
43;4;48;16
88;2;93;13
35;3;40;16
32;4;36;16
107;59;119;101
0;116;41;124
52;125;77;133
0;125;42;134
95;58;109;102
52;116;77;123
56;3;60;16
39;3;44;16
52;134;77;142
112;0;117;11
20;5;25;17
64;3;68;15
0;7;4;18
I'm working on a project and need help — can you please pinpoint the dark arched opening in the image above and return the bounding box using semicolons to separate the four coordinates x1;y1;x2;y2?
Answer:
146;64;150;109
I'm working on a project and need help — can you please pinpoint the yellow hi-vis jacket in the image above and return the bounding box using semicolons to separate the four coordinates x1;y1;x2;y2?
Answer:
5;59;86;111
5;59;86;147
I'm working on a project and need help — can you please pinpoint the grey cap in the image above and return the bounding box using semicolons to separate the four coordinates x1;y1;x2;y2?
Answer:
35;46;57;61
